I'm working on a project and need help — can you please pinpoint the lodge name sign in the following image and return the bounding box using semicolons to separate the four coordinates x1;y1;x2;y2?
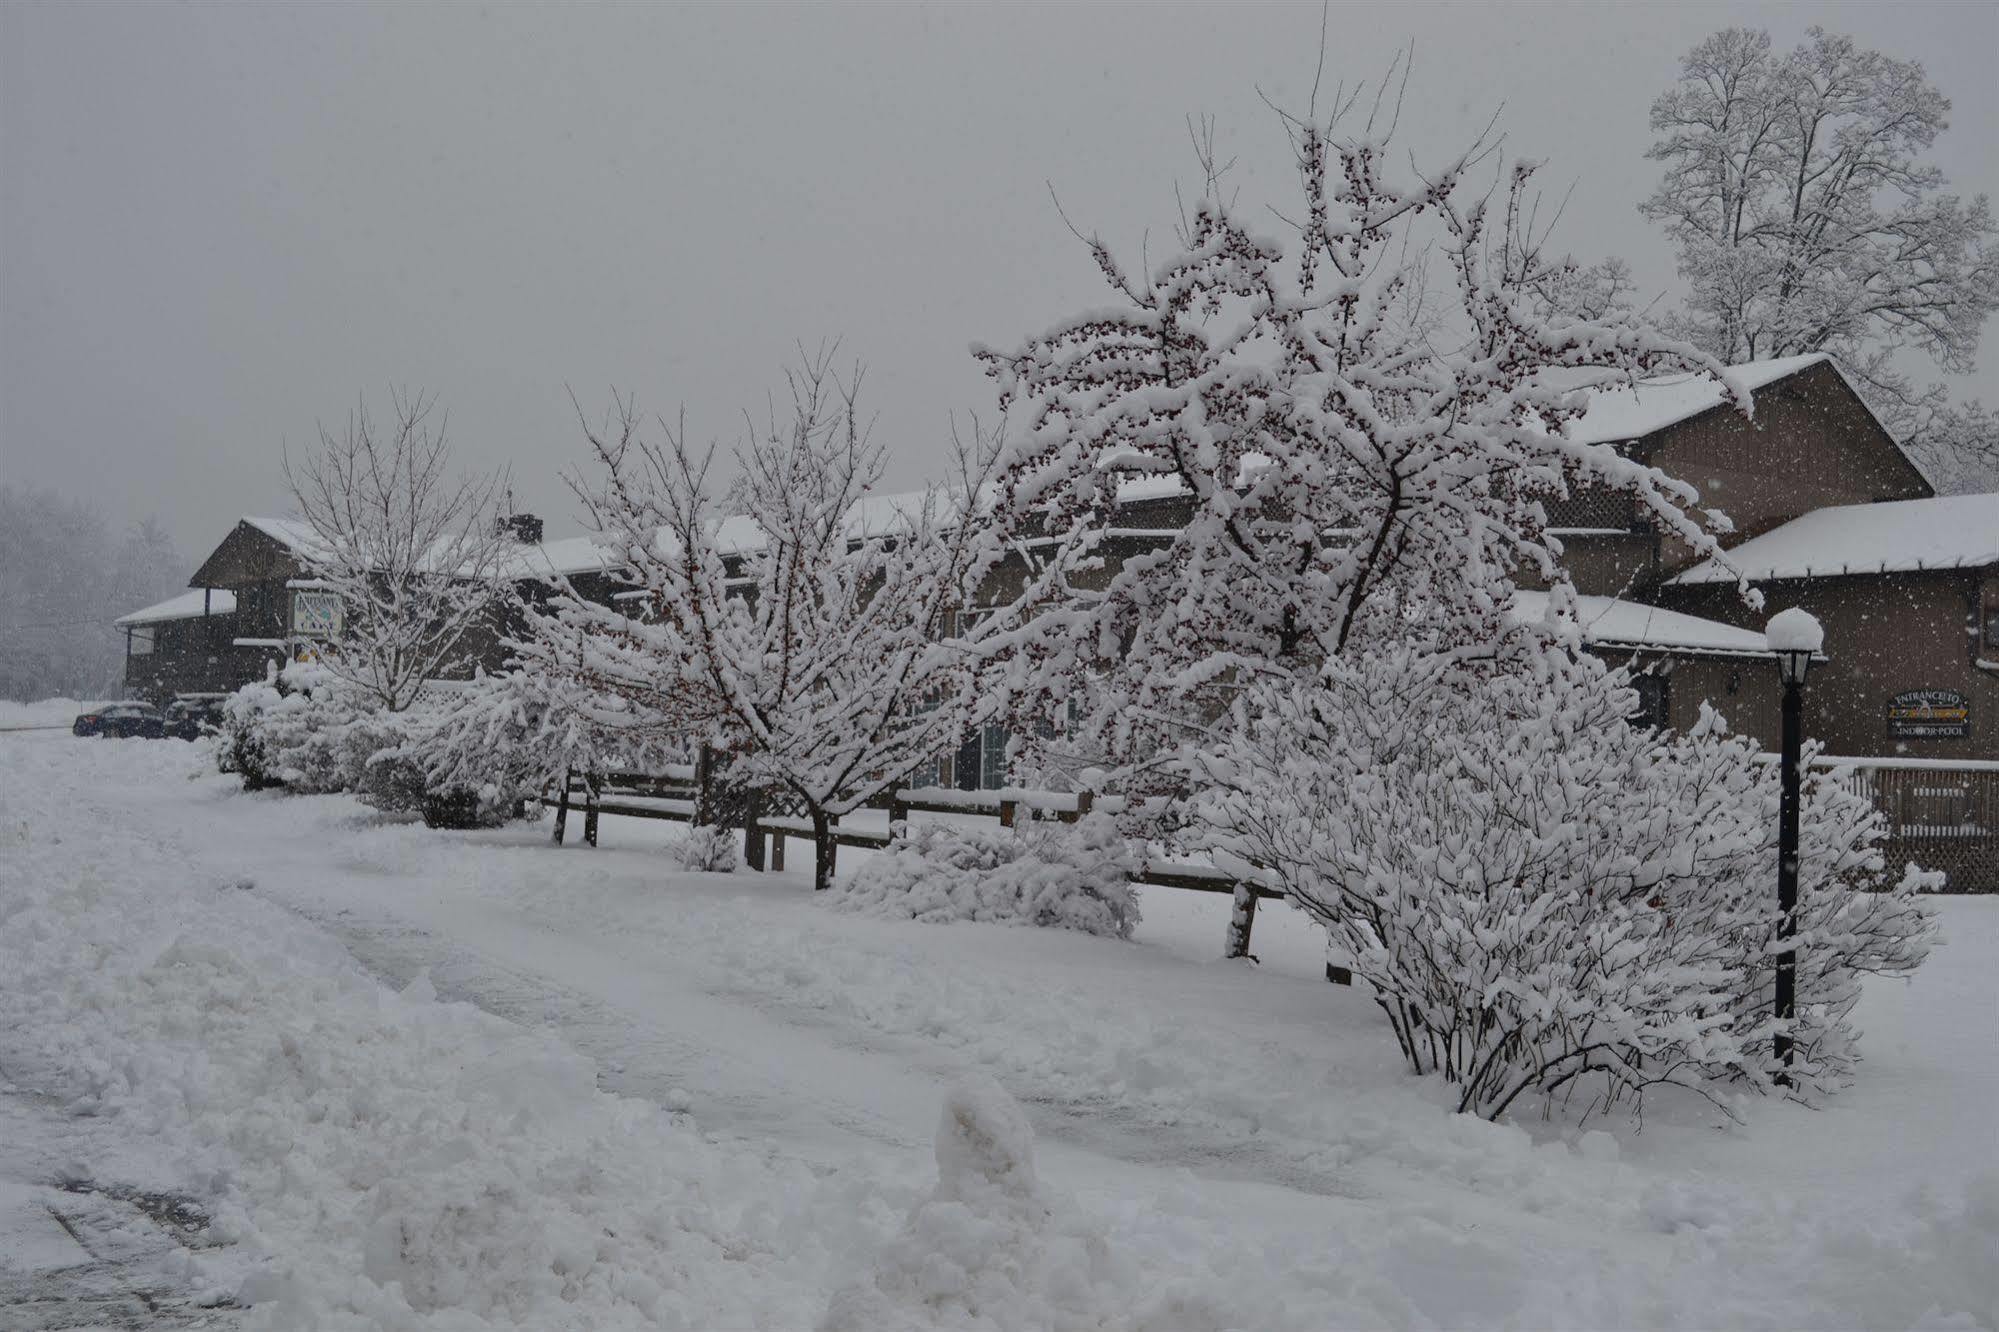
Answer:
1886;688;1970;739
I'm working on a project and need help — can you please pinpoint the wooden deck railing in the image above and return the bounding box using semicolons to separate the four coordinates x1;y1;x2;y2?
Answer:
1819;757;1999;892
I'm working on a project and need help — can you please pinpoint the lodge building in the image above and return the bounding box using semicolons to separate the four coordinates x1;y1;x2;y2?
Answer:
116;354;1996;857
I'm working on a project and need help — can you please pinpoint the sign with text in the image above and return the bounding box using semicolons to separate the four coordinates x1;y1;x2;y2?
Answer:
291;589;342;639
1886;689;1970;739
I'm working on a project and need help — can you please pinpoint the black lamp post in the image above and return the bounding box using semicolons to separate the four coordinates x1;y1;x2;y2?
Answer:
1765;608;1823;1088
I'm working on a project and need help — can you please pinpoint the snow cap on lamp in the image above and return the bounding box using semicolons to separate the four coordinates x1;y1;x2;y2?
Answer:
1765;607;1824;684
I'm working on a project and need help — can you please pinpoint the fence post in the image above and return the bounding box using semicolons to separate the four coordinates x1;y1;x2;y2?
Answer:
999;798;1017;829
1224;882;1259;960
1061;789;1093;825
552;769;572;844
770;829;785;872
889;793;908;838
583;776;600;848
743;787;766;871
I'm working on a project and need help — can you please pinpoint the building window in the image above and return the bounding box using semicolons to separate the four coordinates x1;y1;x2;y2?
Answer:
1631;672;1670;731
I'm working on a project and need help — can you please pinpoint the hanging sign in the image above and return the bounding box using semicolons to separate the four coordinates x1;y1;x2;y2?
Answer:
1886;689;1970;739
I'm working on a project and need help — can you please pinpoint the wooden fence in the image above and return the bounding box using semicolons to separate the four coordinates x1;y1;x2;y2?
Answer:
553;770;1302;966
1820;757;1999;893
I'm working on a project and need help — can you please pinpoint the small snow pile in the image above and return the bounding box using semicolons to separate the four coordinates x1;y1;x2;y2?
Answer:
674;824;740;872
826;1076;1214;1332
828;815;1139;938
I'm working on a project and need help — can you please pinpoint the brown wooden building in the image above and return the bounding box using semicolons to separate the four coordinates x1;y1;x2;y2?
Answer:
116;516;626;705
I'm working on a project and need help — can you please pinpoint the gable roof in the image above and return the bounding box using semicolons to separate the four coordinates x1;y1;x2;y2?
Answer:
1562;354;1826;447
1670;492;1999;585
115;588;239;627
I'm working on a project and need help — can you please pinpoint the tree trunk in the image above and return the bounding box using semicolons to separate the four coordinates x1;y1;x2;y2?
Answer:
810;806;837;892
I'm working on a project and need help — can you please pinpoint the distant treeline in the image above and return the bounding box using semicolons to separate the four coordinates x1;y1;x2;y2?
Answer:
0;484;185;702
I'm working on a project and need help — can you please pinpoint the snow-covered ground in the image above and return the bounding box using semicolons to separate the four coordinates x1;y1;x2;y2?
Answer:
3;730;1994;1329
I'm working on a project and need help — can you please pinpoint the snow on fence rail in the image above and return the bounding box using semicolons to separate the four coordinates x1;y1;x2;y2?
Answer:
554;771;1297;962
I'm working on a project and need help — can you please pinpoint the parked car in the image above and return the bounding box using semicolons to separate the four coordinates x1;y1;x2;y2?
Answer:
72;702;165;738
162;698;225;741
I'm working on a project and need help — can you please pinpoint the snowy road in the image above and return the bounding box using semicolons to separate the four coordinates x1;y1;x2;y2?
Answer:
4;729;1996;1329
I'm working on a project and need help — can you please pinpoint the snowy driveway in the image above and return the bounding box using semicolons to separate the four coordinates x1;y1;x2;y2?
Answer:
3;731;1995;1329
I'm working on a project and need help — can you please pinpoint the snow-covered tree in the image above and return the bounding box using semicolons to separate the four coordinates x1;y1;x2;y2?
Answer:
284;388;510;714
973;69;1749;798
1190;635;1937;1119
564;351;1006;891
1642;27;1999;488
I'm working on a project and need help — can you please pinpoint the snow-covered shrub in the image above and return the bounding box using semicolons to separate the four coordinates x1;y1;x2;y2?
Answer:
673;824;739;873
217;674;285;790
217;664;425;803
1191;641;1937;1119
829;814;1139;939
398;653;687;833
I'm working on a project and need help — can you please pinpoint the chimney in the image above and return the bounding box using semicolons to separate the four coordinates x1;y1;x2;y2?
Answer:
496;512;544;545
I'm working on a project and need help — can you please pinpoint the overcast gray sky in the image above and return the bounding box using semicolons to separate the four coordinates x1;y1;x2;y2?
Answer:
4;1;1995;566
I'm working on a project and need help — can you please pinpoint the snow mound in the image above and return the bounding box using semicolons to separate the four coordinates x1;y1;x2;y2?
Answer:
827;815;1139;938
825;1075;1229;1332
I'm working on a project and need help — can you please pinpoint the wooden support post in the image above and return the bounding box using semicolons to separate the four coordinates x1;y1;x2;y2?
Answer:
1060;789;1093;825
1224;882;1259;960
553;770;571;844
743;789;765;871
888;794;908;837
583;778;600;848
770;830;785;872
999;799;1017;829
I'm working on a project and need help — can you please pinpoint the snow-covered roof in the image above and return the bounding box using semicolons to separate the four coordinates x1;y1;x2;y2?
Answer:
1510;591;1772;658
115;588;238;627
234;516;625;581
1562;354;1826;446
242;515;329;559
1671;493;1999;586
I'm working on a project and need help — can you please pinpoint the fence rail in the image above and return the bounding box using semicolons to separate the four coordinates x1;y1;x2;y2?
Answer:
548;751;1994;968
556;772;1291;961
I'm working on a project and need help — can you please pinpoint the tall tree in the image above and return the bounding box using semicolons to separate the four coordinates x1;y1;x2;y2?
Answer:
1642;27;1999;488
973;73;1747;799
284;389;509;713
563;350;1005;891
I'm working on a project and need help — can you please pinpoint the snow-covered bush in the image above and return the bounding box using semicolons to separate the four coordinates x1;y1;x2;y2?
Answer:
1191;640;1937;1119
396;645;688;831
217;673;286;790
829;814;1139;939
216;663;424;804
674;824;739;873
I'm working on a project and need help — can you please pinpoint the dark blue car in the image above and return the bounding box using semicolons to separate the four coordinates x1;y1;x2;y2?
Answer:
73;702;165;738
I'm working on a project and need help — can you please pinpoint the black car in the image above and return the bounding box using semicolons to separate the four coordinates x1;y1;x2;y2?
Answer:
72;702;165;738
162;698;225;741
